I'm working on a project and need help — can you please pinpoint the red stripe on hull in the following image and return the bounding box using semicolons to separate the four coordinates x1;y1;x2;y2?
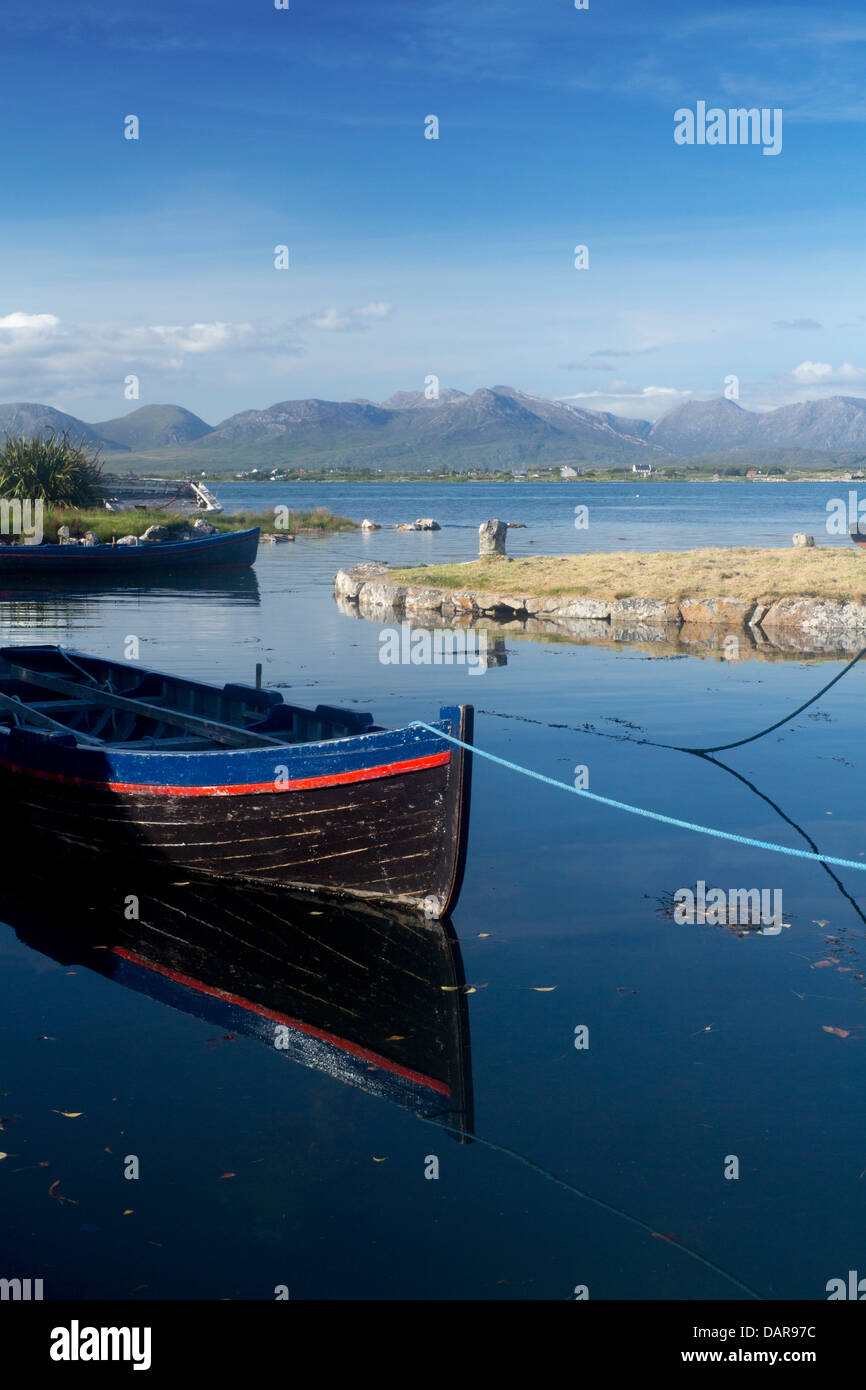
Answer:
113;947;451;1095
0;750;450;797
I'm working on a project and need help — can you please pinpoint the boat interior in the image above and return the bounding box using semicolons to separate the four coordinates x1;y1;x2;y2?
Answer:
0;646;384;750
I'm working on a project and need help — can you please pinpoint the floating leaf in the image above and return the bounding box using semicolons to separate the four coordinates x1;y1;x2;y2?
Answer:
0;1153;7;1161
48;1180;60;1198
123;1209;134;1215
52;1110;83;1118
218;1172;236;1180
477;933;491;938
812;960;837;969
386;1035;405;1042
531;987;557;992
372;1156;388;1163
822;1026;852;1038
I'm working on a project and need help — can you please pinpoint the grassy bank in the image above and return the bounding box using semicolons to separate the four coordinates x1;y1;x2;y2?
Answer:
390;547;866;602
31;506;357;543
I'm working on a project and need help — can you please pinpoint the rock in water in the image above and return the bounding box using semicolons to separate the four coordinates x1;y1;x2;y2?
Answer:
478;518;508;559
792;533;815;547
415;518;440;530
361;519;381;530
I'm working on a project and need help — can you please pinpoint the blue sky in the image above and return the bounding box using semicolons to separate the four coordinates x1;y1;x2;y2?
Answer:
1;0;865;423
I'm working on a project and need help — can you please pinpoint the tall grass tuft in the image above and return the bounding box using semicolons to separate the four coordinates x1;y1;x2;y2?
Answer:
0;432;105;507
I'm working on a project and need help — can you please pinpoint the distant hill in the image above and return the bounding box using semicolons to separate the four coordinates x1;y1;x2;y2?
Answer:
648;395;866;456
165;385;660;471
0;402;122;450
93;404;212;451
4;390;866;473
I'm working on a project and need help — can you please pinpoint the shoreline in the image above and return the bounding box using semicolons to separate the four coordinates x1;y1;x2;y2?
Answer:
335;550;866;653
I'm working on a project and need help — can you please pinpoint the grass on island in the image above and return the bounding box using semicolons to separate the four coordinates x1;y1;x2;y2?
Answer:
389;547;866;603
26;505;357;544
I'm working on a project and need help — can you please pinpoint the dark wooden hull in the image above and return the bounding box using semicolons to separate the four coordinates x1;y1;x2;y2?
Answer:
0;526;259;575
3;723;470;911
0;647;473;916
0;861;474;1136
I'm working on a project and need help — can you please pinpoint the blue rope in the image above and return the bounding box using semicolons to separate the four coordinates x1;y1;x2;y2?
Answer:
411;721;866;874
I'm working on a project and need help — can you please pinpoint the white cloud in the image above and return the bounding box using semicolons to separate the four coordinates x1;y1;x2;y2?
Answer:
0;303;394;398
559;382;692;417
305;302;393;332
791;360;866;385
0;312;61;331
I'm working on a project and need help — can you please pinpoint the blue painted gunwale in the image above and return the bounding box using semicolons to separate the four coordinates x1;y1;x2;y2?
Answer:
0;647;459;793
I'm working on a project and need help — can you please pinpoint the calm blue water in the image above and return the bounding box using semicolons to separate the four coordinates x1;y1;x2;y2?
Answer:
223;477;855;558
1;482;864;1301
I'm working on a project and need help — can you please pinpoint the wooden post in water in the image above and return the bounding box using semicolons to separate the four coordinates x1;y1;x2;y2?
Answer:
255;663;262;689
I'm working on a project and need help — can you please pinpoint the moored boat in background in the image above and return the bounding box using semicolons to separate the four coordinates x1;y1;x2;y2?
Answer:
0;526;259;575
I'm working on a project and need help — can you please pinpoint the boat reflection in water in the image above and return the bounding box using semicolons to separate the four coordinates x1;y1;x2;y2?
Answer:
0;859;473;1138
0;566;261;607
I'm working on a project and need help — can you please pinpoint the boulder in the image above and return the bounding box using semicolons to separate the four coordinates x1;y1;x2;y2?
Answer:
403;588;446;614
792;533;815;547
761;597;866;640
261;532;292;543
115;534;140;547
679;597;754;626
334;562;390;603
476;593;528;616
357;580;408;615
530;596;610;621
414;518;441;531
396;523;418;532
141;524;171;542
478;519;508;559
190;518;218;536
609;597;681;624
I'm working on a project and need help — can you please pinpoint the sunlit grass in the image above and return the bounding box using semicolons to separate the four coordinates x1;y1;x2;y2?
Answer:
24;506;357;543
389;547;866;602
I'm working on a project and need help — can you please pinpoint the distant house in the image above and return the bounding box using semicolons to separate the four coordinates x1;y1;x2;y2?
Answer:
632;462;653;475
560;465;578;479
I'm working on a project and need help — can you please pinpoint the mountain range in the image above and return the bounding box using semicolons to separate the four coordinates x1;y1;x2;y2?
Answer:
3;389;866;472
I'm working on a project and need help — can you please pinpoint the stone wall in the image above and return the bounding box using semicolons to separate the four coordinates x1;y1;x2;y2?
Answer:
333;562;866;655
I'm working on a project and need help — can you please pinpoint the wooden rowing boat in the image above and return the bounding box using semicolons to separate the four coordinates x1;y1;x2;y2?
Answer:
0;860;474;1137
0;526;259;574
0;646;473;917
